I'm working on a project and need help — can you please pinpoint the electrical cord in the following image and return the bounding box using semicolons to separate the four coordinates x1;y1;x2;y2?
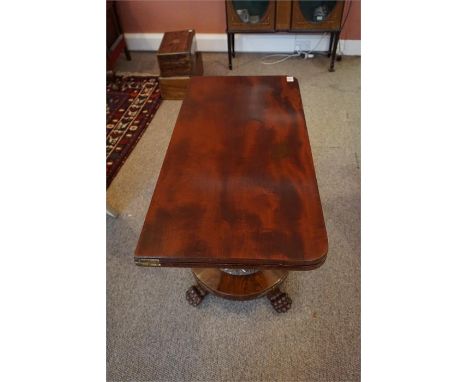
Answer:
302;32;327;55
261;33;327;65
261;53;301;65
261;1;354;65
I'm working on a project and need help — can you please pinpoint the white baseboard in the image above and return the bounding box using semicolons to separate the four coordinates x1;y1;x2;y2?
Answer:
124;33;361;56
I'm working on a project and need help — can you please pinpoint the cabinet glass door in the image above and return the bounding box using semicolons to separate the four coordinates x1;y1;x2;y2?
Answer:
232;0;269;24
226;0;275;31
299;1;337;23
291;0;344;31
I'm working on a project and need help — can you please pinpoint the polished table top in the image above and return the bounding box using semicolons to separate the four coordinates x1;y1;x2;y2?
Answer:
135;76;327;270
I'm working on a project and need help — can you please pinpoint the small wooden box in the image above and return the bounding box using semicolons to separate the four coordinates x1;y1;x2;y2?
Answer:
158;29;203;100
159;77;191;100
157;30;203;77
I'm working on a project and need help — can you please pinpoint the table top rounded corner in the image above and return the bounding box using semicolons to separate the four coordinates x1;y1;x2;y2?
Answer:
135;76;328;270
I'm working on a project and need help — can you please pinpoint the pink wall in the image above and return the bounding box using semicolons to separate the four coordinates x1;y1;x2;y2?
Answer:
117;1;226;34
117;0;361;40
341;0;360;40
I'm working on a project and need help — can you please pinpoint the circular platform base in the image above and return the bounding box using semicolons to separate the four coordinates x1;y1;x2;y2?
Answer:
192;268;288;301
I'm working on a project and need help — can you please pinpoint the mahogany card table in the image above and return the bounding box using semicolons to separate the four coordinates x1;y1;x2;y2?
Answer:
135;76;328;312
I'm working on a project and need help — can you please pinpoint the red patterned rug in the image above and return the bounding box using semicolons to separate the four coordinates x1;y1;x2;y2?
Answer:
106;75;162;188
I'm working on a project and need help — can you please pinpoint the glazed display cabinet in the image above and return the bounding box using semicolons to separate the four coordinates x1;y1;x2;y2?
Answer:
225;0;346;71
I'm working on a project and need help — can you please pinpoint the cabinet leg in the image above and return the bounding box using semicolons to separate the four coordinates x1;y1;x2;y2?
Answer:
227;33;233;70
267;288;292;313
231;33;235;58
327;32;334;58
329;31;340;72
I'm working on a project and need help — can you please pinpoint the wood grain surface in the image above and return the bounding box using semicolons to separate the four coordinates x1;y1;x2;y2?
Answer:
135;76;328;270
159;77;190;100
275;0;292;31
158;29;194;54
192;268;289;300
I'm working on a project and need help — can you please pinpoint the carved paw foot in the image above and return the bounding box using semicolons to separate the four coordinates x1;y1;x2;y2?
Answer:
186;285;208;306
267;289;292;313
